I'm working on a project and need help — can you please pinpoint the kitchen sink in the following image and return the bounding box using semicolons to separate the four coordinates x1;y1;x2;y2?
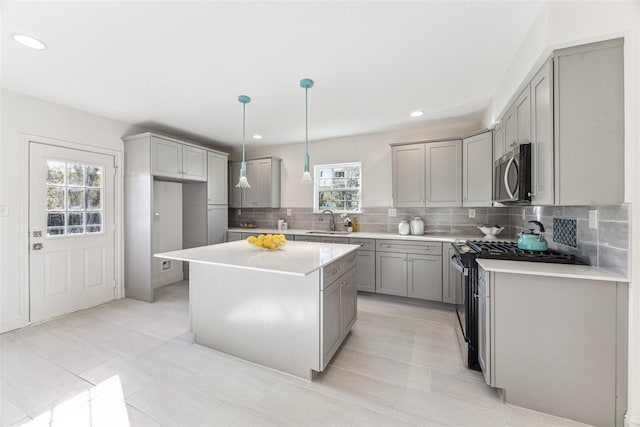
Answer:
306;231;351;235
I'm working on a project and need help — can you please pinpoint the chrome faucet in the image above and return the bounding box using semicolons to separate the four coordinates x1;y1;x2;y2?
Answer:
321;209;336;231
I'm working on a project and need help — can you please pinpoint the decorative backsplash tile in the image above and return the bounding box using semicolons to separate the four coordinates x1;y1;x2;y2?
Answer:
553;218;577;248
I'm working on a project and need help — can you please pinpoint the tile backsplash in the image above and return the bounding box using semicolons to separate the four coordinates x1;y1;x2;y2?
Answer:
229;204;630;277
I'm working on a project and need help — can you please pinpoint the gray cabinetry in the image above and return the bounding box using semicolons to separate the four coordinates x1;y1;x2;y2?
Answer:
350;238;375;292
207;151;228;204
553;39;624;205
391;144;425;207
151;135;207;182
320;254;357;368
492;123;505;163
502;86;531;154
443;245;462;304
462;131;493;207
391;140;462;208
375;239;443;301
530;59;554;205
227;231;243;242
229;157;281;208
477;264;627;427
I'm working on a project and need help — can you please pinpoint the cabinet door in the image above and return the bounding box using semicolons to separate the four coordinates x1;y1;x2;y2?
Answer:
182;145;207;181
355;250;375;292
228;162;242;208
515;86;531;145
151;137;182;179
340;269;357;337
252;158;273;207
375;252;407;296
462;132;493;207
242;160;256;206
392;144;425;207
493;124;504;163
477;268;492;385
407;254;442;301
530;60;554;206
207;152;228;204
503;107;516;152
425;140;462;207
321;280;342;368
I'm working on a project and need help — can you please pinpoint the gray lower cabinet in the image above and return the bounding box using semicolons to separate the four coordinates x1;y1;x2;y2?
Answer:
350;238;376;292
478;265;627;427
442;245;462;304
320;255;357;368
375;239;443;301
295;235;323;242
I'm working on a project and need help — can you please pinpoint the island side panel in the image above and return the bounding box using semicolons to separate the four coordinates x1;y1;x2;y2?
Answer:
190;262;321;380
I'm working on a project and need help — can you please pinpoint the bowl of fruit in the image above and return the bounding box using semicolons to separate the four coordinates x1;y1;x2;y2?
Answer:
247;234;287;250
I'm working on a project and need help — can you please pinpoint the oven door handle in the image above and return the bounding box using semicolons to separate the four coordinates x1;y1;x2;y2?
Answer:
450;255;468;276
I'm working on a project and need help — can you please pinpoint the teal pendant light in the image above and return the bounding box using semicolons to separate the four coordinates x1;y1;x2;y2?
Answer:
300;78;314;184
236;95;251;189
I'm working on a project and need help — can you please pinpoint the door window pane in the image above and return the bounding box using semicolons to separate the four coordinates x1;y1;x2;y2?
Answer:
45;160;104;237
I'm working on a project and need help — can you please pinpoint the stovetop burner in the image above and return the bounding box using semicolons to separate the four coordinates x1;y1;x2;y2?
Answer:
465;240;581;264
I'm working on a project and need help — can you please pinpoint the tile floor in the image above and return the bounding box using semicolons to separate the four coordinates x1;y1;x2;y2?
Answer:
0;282;589;427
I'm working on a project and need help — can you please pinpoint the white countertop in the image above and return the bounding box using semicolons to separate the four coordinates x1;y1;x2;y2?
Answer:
155;240;360;277
476;258;629;282
227;227;497;243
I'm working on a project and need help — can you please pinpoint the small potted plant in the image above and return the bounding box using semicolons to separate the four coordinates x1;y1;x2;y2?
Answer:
341;214;353;232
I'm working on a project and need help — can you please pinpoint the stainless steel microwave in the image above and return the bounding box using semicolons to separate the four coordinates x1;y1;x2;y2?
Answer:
494;143;532;204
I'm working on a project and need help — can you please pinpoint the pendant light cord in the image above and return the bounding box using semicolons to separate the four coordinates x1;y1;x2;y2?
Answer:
242;101;246;163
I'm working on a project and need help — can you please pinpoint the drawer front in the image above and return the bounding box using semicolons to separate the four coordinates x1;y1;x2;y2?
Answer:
295;235;323;242
349;238;375;251
322;252;357;289
323;259;342;287
376;239;442;255
321;236;349;244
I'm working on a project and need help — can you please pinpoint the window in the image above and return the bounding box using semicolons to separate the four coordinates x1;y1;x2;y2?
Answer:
314;162;361;213
46;160;104;236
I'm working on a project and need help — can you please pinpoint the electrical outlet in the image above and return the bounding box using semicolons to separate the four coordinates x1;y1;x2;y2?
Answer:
468;209;476;219
589;209;598;229
388;208;397;217
237;209;242;216
522;208;526;220
161;260;172;271
286;209;292;216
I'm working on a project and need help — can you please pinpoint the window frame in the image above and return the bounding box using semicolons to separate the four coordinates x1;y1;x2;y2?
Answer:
313;161;362;214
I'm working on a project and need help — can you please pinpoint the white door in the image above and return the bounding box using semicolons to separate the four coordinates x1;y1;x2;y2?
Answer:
29;142;116;322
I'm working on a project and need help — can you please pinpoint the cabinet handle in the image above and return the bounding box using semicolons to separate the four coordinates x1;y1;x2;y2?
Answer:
424;247;430;251
332;269;338;275
386;243;391;248
341;281;346;287
360;243;364;246
473;294;480;299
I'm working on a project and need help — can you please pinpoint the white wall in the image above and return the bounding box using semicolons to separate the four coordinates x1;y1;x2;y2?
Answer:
0;90;141;332
233;116;484;208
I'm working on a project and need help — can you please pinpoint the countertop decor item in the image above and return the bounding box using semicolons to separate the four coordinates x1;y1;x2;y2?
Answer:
398;220;410;235
236;95;251;189
247;234;287;250
477;225;504;239
300;78;315;184
517;220;548;251
410;216;424;235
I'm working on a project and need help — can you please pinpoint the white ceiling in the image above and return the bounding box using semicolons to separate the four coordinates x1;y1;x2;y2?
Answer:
1;1;545;147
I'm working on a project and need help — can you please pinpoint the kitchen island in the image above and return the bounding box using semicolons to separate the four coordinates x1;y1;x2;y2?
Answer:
155;240;360;379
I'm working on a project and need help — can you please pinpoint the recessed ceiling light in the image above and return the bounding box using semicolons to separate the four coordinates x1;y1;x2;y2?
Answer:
410;110;424;118
252;134;262;140
11;33;47;50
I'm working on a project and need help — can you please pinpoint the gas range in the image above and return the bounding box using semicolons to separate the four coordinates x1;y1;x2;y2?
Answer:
464;240;582;264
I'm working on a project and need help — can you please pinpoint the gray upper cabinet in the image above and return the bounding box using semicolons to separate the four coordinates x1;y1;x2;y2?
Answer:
492;123;505;163
530;59;554;206
501;86;531;156
229;157;282;208
392;140;462;207
151;136;207;182
207;151;228;205
553;39;624;205
392;144;425;207
463;131;493;207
